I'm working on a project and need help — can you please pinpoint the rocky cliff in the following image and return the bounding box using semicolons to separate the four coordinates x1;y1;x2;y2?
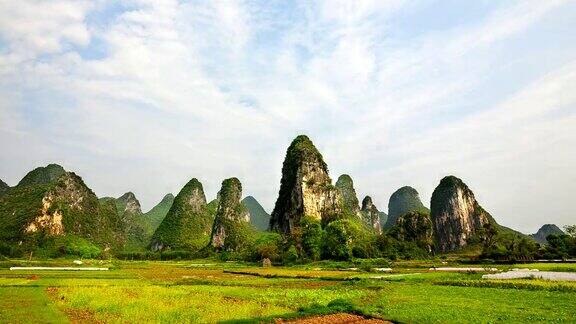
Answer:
116;192;149;249
360;196;382;234
242;196;270;231
150;178;213;251
386;186;429;228
269;135;342;234
209;178;251;250
430;176;494;252
335;174;361;217
531;224;565;244
0;167;124;250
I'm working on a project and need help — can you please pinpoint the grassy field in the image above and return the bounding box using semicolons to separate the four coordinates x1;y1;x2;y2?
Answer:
0;259;575;323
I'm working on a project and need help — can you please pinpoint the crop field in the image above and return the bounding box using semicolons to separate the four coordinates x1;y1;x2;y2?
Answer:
0;259;575;323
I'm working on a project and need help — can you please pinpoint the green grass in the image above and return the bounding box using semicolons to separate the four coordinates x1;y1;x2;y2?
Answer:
0;259;575;323
0;287;68;323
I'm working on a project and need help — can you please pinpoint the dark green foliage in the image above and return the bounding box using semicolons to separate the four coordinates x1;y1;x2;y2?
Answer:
285;245;298;263
0;179;9;196
481;230;540;261
322;219;377;260
142;193;174;235
242;196;270;231
270;135;328;232
386;186;429;228
252;232;282;261
387;211;434;252
540;233;576;259
300;216;323;260
17;164;65;187
0;183;50;243
151;178;213;251
207;198;219;216
323;220;352;260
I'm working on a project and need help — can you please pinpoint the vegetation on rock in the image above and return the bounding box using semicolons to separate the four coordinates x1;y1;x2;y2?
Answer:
386;186;429;228
209;178;254;252
150;178;213;252
0;179;9;196
269;135;343;235
430;176;496;252
360;196;382;234
335;174;360;217
387;211;434;252
242;196;270;231
142;193;174;235
17;164;66;187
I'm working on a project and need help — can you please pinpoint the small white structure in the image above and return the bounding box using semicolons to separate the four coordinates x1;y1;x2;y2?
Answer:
73;260;83;265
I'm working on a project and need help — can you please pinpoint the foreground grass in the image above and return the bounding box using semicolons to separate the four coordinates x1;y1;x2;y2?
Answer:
0;287;68;323
0;259;575;323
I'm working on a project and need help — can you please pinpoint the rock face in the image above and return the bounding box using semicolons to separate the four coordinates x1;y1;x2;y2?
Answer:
17;164;66;187
360;196;382;234
386;186;429;228
389;211;434;252
242;196;270;231
531;224;565;244
143;193;174;234
269;135;342;234
0;179;9;196
115;192;148;249
116;192;142;215
209;178;250;250
151;178;213;251
430;176;494;252
335;174;360;217
0;167;124;249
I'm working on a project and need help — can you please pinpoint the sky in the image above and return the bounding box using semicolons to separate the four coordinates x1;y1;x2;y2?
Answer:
0;0;575;234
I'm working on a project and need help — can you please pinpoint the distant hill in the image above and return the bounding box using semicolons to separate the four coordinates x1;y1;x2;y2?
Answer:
242;196;270;231
151;178;213;252
0;164;125;255
530;224;565;244
143;193;174;235
0;179;9;196
386;186;429;228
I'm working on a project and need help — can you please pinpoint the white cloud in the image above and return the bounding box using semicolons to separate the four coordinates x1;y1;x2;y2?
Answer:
0;0;574;234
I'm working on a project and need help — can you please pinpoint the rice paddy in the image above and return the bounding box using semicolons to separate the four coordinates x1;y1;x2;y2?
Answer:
0;259;575;323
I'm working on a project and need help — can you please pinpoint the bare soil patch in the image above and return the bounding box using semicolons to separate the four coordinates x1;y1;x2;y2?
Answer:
276;313;391;323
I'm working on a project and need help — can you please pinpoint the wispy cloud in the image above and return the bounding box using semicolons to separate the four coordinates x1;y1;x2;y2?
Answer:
0;0;574;233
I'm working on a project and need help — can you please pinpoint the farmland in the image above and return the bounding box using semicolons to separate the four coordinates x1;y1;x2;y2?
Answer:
0;259;575;323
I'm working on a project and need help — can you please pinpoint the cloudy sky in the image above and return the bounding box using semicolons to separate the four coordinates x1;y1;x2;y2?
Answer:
1;0;575;233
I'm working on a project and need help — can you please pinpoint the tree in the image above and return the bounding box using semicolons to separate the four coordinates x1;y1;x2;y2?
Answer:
323;220;353;260
564;225;576;238
300;216;323;261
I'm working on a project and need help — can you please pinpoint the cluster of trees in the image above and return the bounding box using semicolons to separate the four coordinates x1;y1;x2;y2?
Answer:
480;224;576;261
247;214;435;263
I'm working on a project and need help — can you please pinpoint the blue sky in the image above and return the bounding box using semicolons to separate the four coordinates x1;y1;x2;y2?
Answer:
0;0;575;233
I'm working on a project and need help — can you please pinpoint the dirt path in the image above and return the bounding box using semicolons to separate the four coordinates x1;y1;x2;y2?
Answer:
276;313;392;323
